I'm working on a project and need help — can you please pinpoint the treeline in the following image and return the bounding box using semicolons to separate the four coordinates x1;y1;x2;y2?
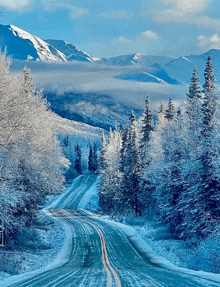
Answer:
0;53;67;243
99;56;220;242
63;138;99;179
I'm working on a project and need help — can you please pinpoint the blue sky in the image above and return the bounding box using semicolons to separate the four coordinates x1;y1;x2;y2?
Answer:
1;0;220;58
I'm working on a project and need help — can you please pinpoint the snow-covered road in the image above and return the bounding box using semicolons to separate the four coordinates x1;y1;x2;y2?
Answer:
4;175;220;286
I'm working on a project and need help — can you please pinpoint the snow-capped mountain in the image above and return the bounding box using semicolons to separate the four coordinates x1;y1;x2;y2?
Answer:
115;71;168;84
0;24;67;62
163;49;220;84
98;53;173;67
45;39;95;62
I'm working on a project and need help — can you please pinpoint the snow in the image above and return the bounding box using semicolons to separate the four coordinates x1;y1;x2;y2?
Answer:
164;49;220;83
98;53;172;67
45;39;94;63
77;180;220;283
78;176;100;211
0;209;73;287
114;71;168;84
0;24;67;62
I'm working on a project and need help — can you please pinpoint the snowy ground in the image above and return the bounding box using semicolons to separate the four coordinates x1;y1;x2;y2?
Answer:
82;181;220;277
0;210;67;281
2;175;220;285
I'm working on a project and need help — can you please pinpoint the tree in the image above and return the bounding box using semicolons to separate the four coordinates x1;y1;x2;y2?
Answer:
93;143;98;173
98;125;122;214
121;111;144;216
165;98;175;121
141;95;153;145
99;132;107;172
0;53;67;241
88;145;93;172
74;144;82;174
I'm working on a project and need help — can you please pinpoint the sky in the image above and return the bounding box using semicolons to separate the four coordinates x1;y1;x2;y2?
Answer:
1;0;220;58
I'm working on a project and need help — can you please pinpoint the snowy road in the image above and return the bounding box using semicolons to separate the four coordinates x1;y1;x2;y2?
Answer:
5;176;220;286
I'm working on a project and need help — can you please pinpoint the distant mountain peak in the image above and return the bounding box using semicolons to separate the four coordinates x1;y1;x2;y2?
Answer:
45;39;95;62
0;24;67;62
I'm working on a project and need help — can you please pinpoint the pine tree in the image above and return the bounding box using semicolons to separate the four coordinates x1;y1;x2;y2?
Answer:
99;132;107;172
74;144;82;174
121;111;144;216
159;102;165;115
88;145;93;172
165;98;175;121
93;143;98;173
203;56;215;93
141;95;153;144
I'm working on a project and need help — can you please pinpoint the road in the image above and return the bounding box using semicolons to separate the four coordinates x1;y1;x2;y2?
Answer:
5;175;220;287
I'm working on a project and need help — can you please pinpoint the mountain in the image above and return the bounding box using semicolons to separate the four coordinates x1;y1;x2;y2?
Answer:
98;53;173;67
45;39;95;62
114;71;168;84
0;24;67;62
114;68;180;85
163;49;220;84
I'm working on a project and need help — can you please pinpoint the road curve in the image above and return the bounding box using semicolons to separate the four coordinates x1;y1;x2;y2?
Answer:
5;175;220;287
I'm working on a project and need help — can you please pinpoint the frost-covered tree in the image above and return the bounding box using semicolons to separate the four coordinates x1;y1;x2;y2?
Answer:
0;53;67;240
98;125;122;214
74;144;82;174
99;132;107;172
141;95;153;145
165;98;175;121
121;111;144;216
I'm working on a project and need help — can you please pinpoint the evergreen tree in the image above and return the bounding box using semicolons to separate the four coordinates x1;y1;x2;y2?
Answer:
74;144;82;174
141;95;153;144
93;142;98;173
165;98;175;121
88;145;93;172
121;111;143;216
159;102;165;115
99;132;107;172
203;56;215;93
98;126;122;214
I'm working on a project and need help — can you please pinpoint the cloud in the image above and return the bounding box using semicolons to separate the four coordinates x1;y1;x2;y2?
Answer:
159;0;209;12
153;9;220;30
0;0;30;10
97;10;134;20
140;30;159;40
197;34;220;50
69;6;90;19
41;1;90;18
111;36;132;44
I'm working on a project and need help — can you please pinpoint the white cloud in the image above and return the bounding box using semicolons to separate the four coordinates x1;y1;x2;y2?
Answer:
41;1;90;18
197;34;220;50
97;10;134;20
140;30;159;40
111;36;132;44
159;0;209;12
0;0;30;10
69;6;90;19
153;9;220;30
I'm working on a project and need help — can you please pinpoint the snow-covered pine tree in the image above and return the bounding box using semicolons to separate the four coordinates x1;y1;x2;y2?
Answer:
74;144;82;174
178;56;220;240
159;102;165;115
93;143;98;173
98;125;122;214
88;145;93;172
141;95;153;145
99;132;107;172
195;56;220;239
121;111;144;216
165;98;175;121
158;109;185;234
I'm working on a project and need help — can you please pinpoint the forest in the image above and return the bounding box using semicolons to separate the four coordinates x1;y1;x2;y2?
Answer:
0;53;67;246
98;56;220;243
